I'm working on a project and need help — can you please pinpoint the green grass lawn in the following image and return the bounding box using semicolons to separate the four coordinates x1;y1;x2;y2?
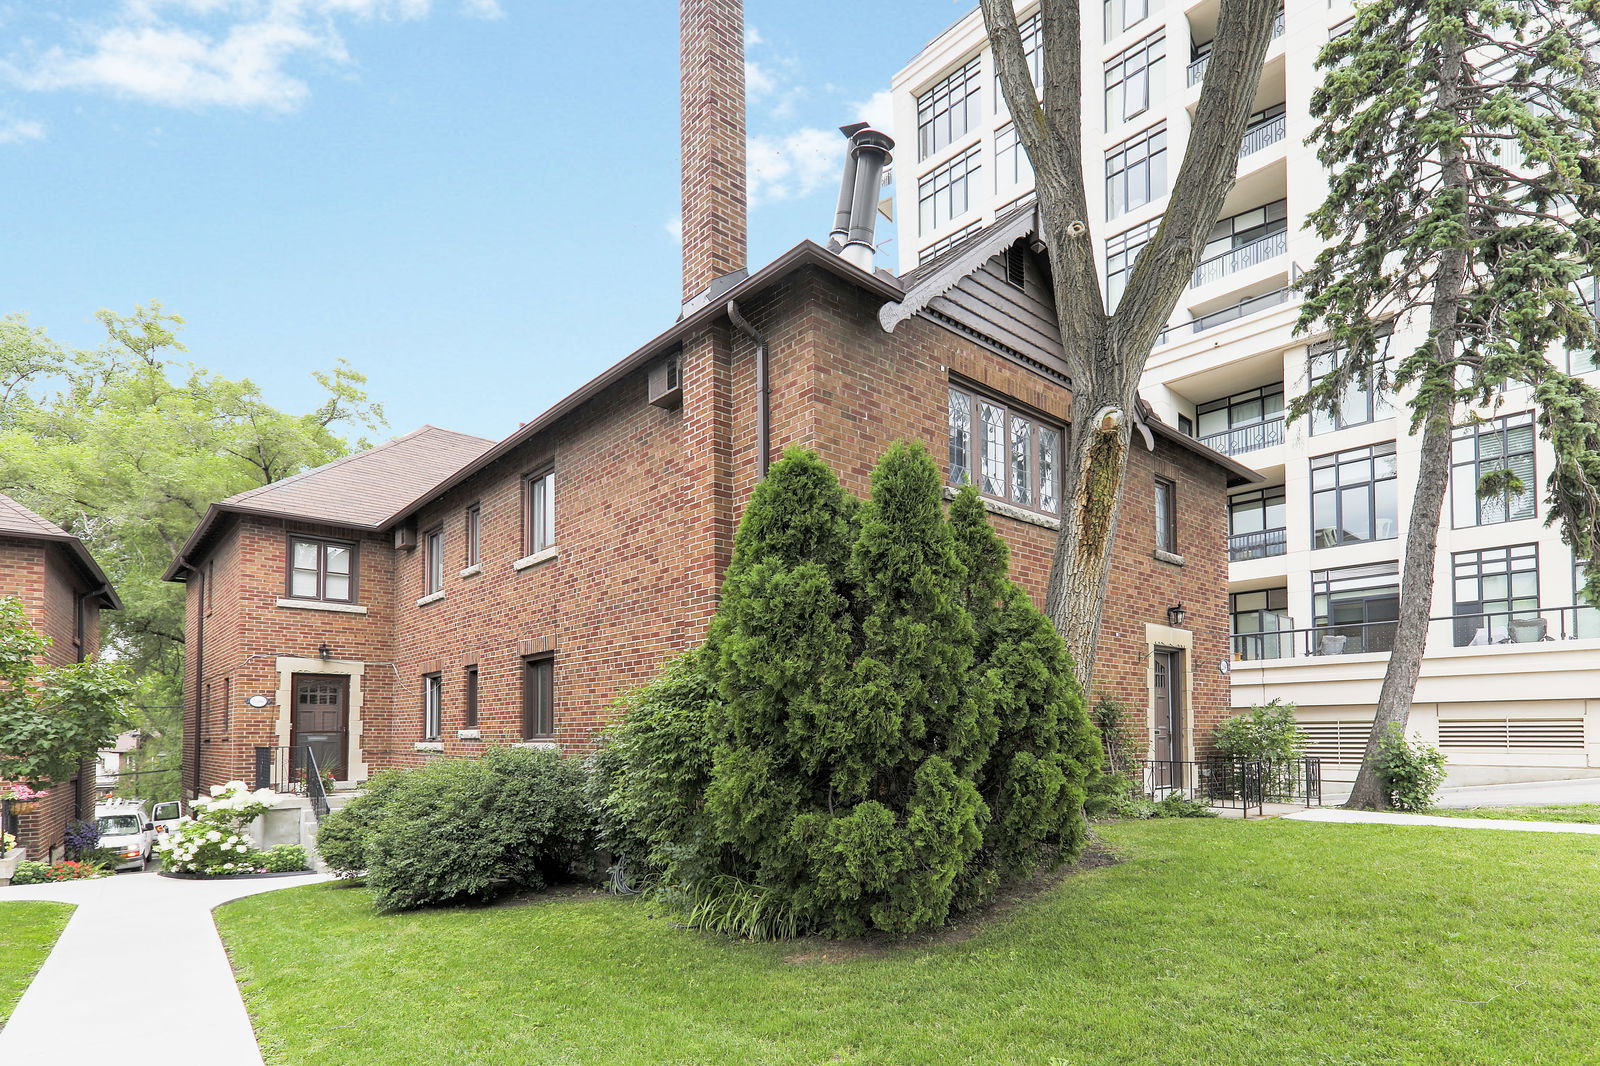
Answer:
0;902;73;1027
1431;804;1600;824
217;820;1600;1066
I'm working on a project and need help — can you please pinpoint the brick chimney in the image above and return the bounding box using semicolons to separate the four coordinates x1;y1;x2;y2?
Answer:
680;0;747;310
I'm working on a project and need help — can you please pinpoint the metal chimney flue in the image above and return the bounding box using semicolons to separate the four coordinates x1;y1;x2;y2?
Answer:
829;122;871;248
838;127;894;271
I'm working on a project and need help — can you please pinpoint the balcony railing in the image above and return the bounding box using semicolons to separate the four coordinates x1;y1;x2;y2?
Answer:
1230;604;1600;662
1188;13;1284;86
1156;288;1296;346
1192;229;1288;288
1229;527;1287;561
1238;114;1287;158
1200;415;1284;456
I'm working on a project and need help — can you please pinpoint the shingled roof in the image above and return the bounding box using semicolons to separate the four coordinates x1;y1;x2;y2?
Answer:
0;492;121;608
164;425;496;580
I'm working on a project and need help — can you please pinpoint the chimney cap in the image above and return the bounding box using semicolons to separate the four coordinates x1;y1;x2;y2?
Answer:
838;121;871;138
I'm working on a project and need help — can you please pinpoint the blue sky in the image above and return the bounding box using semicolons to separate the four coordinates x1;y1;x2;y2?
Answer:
0;1;967;442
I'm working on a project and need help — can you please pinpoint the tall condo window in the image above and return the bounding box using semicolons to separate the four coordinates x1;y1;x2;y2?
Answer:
1105;218;1160;308
465;504;481;566
1104;0;1150;40
1308;339;1393;434
996;11;1044;95
948;386;1061;515
995;123;1033;191
423;526;444;595
1451;544;1539;646
422;673;442;741
1154;476;1178;554
1311;442;1398;548
287;536;355;603
918;146;982;234
1199;198;1289;262
917;58;981;160
1451;411;1536;527
1196;383;1285;453
1228;485;1287;560
523;469;556;554
1105;123;1167;218
1104;32;1165;128
522;657;554;739
1312;561;1400;655
464;665;479;729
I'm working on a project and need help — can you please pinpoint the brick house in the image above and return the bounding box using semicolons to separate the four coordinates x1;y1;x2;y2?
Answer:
166;0;1256;798
0;492;120;861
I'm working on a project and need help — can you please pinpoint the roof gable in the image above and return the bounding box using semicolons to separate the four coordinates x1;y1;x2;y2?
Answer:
0;492;120;608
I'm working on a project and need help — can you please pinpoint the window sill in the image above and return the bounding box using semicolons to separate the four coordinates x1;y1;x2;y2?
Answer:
513;547;559;571
458;728;481;740
1153;549;1186;566
414;741;444;752
941;486;1061;531
416;590;446;607
275;598;369;615
511;740;558;751
459;564;483;579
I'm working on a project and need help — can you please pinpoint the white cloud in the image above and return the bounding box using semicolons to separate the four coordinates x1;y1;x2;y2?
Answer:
747;126;840;207
744;24;763;47
663;214;682;244
853;90;894;137
6;1;491;111
0;116;45;143
744;59;777;101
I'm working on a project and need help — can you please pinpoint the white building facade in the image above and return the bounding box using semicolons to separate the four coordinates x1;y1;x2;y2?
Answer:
890;0;1600;787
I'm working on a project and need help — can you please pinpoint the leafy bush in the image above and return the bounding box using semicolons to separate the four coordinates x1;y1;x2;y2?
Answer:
63;819;99;859
1090;698;1138;775
252;844;309;873
80;846;125;871
9;859;51;884
598;445;1101;939
311;769;409;878
1374;724;1447;812
363;747;591;912
156;781;276;875
1212;700;1305;763
1100;790;1217;820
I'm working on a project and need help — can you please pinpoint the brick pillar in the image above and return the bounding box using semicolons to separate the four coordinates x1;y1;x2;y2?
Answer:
680;0;747;304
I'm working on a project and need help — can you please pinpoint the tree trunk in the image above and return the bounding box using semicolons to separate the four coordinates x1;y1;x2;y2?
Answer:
1344;25;1470;811
1043;383;1136;682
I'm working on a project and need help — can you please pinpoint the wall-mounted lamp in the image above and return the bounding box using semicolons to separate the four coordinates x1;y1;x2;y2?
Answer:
318;642;333;661
1166;604;1186;628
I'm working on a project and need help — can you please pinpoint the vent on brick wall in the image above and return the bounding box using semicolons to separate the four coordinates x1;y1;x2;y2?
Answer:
1299;720;1374;764
1439;718;1585;750
394;522;417;550
648;350;683;409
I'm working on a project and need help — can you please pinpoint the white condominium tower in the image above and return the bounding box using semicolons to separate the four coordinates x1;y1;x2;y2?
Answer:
889;0;1600;788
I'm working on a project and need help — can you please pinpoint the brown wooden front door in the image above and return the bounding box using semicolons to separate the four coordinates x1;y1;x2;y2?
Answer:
1152;649;1184;785
290;674;348;782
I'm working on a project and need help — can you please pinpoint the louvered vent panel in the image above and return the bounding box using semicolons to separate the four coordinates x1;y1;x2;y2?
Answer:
1299;720;1373;764
1438;719;1585;750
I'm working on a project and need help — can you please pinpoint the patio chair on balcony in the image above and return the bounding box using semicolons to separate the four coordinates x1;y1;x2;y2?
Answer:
1506;616;1550;643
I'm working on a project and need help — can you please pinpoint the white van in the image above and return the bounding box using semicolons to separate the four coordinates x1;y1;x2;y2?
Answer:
151;799;187;835
94;800;156;871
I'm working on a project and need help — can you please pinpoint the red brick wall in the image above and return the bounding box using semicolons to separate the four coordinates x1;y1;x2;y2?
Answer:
178;263;1236;787
1;537;104;859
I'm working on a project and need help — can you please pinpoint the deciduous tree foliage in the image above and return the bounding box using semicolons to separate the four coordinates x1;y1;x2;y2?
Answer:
1294;0;1600;809
0;597;134;789
596;445;1099;938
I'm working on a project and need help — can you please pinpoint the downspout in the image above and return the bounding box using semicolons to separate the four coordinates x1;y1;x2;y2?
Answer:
726;300;771;477
189;561;205;802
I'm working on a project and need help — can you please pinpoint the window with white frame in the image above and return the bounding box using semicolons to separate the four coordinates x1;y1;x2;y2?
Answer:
918;146;982;235
1451;412;1536;527
948;385;1061;514
1105;218;1160;308
917;58;982;160
995;123;1033;192
523;469;555;554
287;536;356;603
1104;0;1150;41
1105;122;1167;219
1451;543;1539;646
423;525;444;595
1104;32;1165;128
422;673;443;741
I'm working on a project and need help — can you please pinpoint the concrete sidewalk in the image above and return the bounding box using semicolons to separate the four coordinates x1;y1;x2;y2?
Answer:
1434;777;1600;808
1283;808;1600;835
0;869;331;1064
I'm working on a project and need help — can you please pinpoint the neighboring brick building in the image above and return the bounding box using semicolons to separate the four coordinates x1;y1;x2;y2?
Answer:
166;0;1256;797
0;492;120;861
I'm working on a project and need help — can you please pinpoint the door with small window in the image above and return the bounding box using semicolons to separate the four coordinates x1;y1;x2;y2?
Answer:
1151;649;1184;787
290;675;348;783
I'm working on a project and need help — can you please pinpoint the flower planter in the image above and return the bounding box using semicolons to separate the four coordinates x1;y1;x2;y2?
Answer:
9;801;39;814
0;847;27;885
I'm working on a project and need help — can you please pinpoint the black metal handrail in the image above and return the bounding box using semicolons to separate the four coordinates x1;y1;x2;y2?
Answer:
1229;527;1287;561
1193;230;1289;288
1131;756;1322;817
1201;416;1285;456
252;745;331;820
1238;114;1287;158
1229;604;1600;662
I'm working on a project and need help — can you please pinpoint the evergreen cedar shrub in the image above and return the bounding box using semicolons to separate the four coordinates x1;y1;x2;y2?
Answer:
318;749;590;910
595;444;1102;938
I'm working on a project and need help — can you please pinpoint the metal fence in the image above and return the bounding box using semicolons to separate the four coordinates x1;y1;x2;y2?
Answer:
1132;756;1322;817
252;745;331;820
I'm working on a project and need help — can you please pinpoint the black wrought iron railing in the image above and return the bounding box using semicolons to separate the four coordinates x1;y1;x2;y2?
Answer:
1238;114;1287;158
1132;756;1322;816
1201;416;1285;456
252;745;331;820
1230;605;1600;663
1229;527;1287;562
